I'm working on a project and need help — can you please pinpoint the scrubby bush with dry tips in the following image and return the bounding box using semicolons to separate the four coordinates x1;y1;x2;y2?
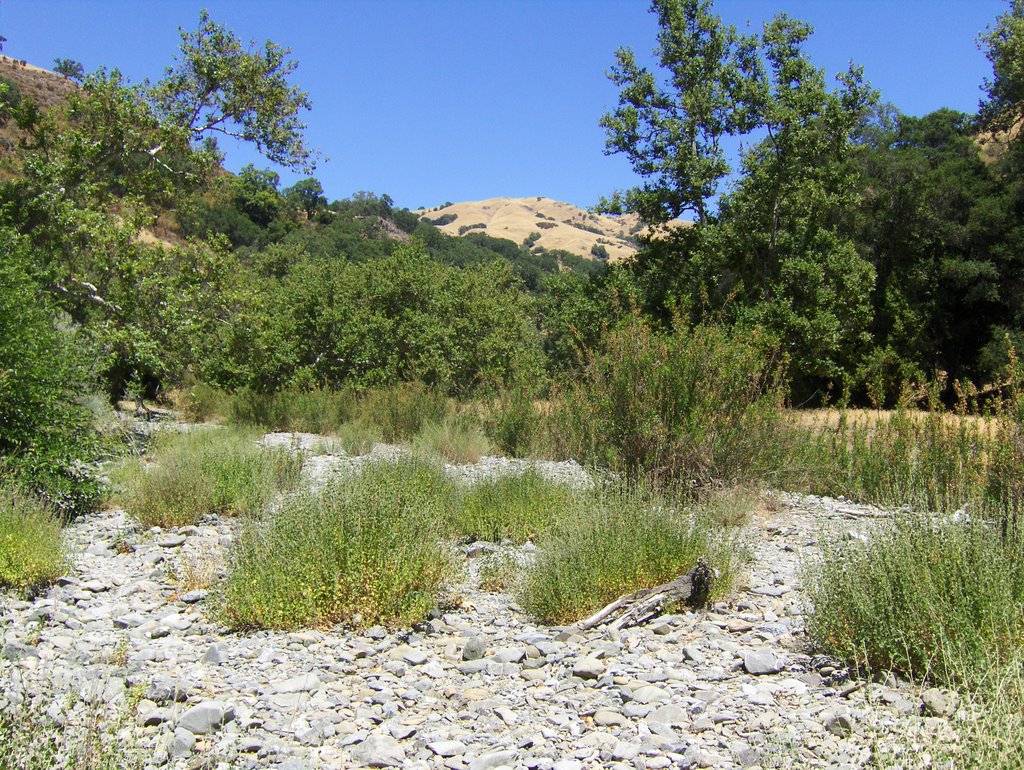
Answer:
0;484;67;593
121;427;301;529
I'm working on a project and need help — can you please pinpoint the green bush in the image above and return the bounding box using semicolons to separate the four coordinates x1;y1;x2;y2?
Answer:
521;485;743;624
485;386;544;458
229;387;357;433
357;381;451;443
0;230;103;517
0;485;67;593
221;460;455;630
553;316;785;486
806;515;1024;687
123;427;301;529
449;470;576;543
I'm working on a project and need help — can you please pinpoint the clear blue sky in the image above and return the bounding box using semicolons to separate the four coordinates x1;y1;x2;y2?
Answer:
0;0;1006;210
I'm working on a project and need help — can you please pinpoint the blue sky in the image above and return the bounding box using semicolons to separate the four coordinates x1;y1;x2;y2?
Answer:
0;0;1007;210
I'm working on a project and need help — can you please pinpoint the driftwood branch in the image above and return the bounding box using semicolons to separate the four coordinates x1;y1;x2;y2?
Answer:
575;562;716;632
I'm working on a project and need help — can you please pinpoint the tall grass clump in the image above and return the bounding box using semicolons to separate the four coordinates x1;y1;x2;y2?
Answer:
521;485;744;624
123;427;301;529
484;385;545;458
222;460;456;630
553;316;785;486
229;387;357;434
806;515;1024;688
412;412;492;464
449;470;577;543
0;485;66;593
0;684;142;770
173;378;232;423
356;381;451;443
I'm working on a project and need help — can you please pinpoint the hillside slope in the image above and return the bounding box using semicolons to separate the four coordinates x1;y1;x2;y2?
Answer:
416;197;688;263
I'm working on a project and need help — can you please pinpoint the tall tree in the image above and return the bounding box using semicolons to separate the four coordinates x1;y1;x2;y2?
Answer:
980;0;1024;133
599;0;760;226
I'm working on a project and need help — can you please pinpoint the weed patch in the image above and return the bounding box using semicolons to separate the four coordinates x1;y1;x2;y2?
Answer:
520;485;745;624
449;470;576;543
0;485;66;593
221;460;455;630
123;427;301;529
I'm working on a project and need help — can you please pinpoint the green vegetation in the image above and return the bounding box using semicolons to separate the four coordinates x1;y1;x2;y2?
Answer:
0;484;66;593
553;316;785;485
521;485;742;625
121;428;301;529
221;460;455;630
449;470;576;543
0;686;142;770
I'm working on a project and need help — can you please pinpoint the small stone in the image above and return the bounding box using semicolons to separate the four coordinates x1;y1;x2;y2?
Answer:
825;712;854;737
428;740;467;757
462;636;487;661
630;684;670;704
402;648;429;666
647;704;687;726
572;657;605;680
593;709;627;727
922;687;958;717
469;750;517;770
179;589;208;604
170;727;196;757
351;735;406;767
202;643;228;664
157;535;186;548
272;673;321;694
742;649;785;675
177;701;235;735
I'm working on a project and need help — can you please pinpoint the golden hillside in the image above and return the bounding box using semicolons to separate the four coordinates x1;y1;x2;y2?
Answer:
415;197;688;263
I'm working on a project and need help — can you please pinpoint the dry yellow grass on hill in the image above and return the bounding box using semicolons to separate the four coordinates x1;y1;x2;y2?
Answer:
415;197;689;263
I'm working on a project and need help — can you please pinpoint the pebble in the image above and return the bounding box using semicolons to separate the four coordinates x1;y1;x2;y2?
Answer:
0;438;962;769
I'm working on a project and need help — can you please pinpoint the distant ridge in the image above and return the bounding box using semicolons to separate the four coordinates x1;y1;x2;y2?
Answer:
414;197;688;263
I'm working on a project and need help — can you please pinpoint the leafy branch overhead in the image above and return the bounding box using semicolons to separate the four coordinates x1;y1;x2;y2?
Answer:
152;10;317;173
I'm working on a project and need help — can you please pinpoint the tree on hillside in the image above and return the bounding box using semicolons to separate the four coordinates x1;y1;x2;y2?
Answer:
53;58;84;81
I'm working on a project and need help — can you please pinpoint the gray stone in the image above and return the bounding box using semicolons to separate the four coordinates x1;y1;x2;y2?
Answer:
157;535;186;548
428;740;468;757
170;727;196;757
177;700;235;735
469;750;517;770
202;643;228;664
922;687;958;717
351;734;406;767
630;685;670;704
742;648;785;675
272;672;321;694
825;712;854;737
572;657;605;680
462;636;487;661
594;709;627;727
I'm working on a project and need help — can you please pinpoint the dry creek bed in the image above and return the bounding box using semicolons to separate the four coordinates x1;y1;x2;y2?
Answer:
0;432;961;769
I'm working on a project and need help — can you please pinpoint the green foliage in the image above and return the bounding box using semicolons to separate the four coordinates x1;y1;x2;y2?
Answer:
449;470;576;544
0;485;67;593
554;316;785;485
0;231;104;516
412;413;492;464
122;427;301;529
228;387;358;434
484;385;544;458
979;0;1024;133
357;381;451;442
520;485;742;624
52;58;84;81
806;515;1024;687
0;685;143;770
221;460;455;630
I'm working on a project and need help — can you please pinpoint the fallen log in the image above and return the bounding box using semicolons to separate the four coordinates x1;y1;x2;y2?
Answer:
574;561;716;632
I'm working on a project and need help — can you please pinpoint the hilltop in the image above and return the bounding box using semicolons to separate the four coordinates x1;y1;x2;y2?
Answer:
416;197;689;263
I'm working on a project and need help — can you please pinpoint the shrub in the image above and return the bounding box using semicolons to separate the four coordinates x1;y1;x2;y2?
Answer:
449;470;576;543
520;485;743;624
123;427;301;529
221;460;455;630
485;386;543;458
229;387;357;433
806;515;1024;687
173;378;232;422
553;316;785;486
0;485;66;593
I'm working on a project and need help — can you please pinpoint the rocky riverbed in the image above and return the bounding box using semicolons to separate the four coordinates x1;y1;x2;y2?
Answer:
0;435;959;769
